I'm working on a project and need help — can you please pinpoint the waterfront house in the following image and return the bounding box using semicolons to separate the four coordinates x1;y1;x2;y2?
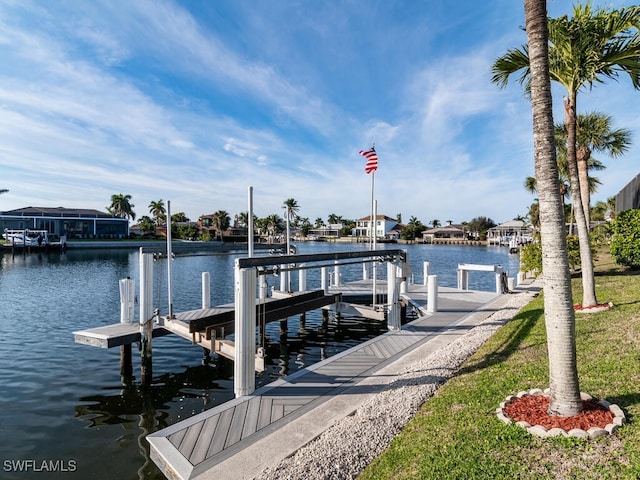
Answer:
307;223;343;240
353;215;403;241
487;220;534;246
0;206;129;239
421;222;466;243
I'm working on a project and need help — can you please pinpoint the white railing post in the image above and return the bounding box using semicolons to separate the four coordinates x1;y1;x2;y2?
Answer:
234;260;256;397
202;271;210;309
139;251;154;386
495;265;503;294
258;270;268;299
280;264;287;292
362;262;369;280
457;268;469;290
299;266;306;292
321;266;328;294
423;261;431;285
333;261;341;286
139;251;154;326
427;274;438;313
119;277;135;323
386;260;401;330
400;257;408;294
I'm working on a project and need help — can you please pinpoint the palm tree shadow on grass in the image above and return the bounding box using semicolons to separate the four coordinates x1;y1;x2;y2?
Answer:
455;307;544;376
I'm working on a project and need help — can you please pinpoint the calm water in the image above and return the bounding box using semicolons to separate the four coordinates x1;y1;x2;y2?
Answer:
0;242;517;479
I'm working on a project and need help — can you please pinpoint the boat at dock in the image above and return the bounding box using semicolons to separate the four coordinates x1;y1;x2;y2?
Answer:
1;229;65;251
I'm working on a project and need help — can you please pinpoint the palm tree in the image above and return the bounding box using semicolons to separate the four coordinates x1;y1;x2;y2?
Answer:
430;219;441;228
107;193;136;221
264;214;284;243
492;2;640;308
283;198;300;224
314;218;324;229
524;0;582;416
148;200;166;225
555;112;632;227
211;210;230;241
327;213;342;225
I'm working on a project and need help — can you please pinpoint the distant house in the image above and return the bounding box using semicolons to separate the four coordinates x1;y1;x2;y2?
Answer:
0;206;129;238
422;221;466;243
308;224;342;239
487;220;534;245
353;215;404;241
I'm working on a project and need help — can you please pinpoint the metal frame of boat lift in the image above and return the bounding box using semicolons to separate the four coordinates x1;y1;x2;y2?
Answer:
233;248;407;397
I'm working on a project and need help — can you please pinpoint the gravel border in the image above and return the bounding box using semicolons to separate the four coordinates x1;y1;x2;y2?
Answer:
256;286;541;480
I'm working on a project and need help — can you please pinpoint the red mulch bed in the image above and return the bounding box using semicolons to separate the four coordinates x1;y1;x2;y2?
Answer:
503;395;614;431
573;303;611;312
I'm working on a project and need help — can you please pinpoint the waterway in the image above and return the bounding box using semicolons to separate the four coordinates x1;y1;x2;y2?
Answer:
0;242;518;479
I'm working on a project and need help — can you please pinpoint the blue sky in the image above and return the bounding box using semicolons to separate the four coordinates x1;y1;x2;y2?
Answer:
1;1;638;225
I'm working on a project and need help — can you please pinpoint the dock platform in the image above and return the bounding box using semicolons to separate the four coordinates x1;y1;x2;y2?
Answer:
147;283;526;480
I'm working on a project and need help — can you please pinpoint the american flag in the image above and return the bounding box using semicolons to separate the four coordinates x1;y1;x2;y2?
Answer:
359;146;378;174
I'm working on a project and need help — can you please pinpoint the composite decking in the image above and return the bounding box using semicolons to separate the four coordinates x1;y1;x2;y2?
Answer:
148;283;517;480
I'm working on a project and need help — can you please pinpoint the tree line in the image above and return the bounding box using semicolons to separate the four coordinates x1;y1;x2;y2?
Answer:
106;194;502;241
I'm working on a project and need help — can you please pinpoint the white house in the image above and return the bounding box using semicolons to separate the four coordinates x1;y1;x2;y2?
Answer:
353;215;403;241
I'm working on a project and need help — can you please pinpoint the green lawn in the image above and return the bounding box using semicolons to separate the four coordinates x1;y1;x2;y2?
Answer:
360;257;640;480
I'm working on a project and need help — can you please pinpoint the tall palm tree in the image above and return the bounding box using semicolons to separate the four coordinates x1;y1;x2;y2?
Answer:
555;112;632;227
283;198;300;224
430;219;441;228
107;193;136;221
524;0;582;416
492;2;640;308
148;199;166;225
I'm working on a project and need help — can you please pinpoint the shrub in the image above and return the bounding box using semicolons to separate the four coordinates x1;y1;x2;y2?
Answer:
519;240;541;276
519;233;586;276
610;209;640;268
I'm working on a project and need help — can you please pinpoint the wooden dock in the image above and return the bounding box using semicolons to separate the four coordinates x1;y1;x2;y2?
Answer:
147;283;515;480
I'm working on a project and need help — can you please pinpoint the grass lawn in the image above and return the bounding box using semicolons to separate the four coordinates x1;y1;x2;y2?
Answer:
360;251;640;480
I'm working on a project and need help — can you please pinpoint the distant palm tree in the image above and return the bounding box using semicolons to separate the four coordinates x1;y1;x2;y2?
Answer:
327;213;342;225
430;219;441;228
314;217;324;228
283;198;300;224
148;200;166;225
264;214;284;243
211;210;230;241
108;193;136;221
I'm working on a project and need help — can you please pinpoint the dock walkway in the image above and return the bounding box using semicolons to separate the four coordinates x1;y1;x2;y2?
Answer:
148;282;532;480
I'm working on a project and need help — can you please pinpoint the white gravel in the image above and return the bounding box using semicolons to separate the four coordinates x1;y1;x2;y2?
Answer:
255;287;540;480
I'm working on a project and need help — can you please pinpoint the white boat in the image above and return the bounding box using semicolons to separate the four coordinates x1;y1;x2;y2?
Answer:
2;229;52;247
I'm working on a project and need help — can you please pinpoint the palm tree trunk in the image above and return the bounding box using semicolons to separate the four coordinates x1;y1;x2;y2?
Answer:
576;147;591;228
565;94;598;308
525;0;582;416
